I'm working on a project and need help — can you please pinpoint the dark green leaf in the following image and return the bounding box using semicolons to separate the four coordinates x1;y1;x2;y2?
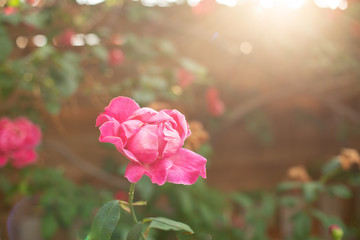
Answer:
90;200;121;240
144;217;194;234
126;222;143;240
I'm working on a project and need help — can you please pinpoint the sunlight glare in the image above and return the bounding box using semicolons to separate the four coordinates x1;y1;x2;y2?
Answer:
71;34;86;46
216;0;238;7
16;36;29;49
285;0;305;9
33;35;47;47
260;0;273;8
240;42;253;54
76;0;105;5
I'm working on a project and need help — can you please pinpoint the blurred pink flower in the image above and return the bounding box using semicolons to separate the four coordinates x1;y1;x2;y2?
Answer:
177;68;195;88
3;7;17;15
108;49;125;66
192;0;216;16
114;190;128;201
96;97;207;185
55;29;75;46
0;117;42;168
206;87;225;116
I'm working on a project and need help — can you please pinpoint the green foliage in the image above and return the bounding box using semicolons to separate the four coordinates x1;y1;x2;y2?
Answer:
0;26;13;62
90;200;121;240
42;213;59;239
127;222;143;240
144;217;194;234
292;212;312;240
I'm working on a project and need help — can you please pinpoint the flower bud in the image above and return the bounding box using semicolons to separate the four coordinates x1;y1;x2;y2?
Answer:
329;224;344;240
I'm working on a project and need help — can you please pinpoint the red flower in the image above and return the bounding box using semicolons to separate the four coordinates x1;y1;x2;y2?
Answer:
206;87;225;116
177;68;195;88
0;117;42;168
108;49;125;66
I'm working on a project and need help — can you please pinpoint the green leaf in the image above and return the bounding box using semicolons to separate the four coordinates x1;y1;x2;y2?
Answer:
127;222;143;240
328;184;352;199
42;214;59;239
302;182;324;202
231;193;253;208
279;196;300;207
292;212;311;240
322;157;341;176
144;217;194;234
0;26;13;62
277;181;302;191
90;200;121;240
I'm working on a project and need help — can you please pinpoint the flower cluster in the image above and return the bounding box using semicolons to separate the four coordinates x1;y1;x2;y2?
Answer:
0;117;42;168
96;97;207;185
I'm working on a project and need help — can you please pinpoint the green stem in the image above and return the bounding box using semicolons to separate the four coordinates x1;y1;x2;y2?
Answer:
128;183;146;240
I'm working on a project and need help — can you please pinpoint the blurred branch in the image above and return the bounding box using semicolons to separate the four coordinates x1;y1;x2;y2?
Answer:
44;139;127;189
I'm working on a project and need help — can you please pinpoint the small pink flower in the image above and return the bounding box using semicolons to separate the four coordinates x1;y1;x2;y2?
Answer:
0;117;42;168
3;7;17;15
108;49;125;66
177;68;195;88
206;87;225;116
96;97;207;185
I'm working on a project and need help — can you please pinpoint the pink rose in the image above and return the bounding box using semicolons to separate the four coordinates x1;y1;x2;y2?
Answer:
96;97;207;185
0;117;42;168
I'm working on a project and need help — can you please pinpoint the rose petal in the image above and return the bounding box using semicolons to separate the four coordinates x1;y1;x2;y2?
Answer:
147;111;174;123
99;120;140;163
126;124;159;164
121;120;143;139
144;159;172;185
166;148;206;185
11;149;37;168
129;107;158;122
125;159;172;185
160;122;182;158
163;110;191;144
102;97;140;124
125;162;146;183
14;117;42;147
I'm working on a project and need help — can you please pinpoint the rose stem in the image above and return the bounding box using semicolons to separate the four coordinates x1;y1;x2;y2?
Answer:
129;183;146;240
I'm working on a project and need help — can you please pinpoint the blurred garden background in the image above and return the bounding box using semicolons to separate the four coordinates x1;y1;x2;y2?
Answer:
1;0;360;239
